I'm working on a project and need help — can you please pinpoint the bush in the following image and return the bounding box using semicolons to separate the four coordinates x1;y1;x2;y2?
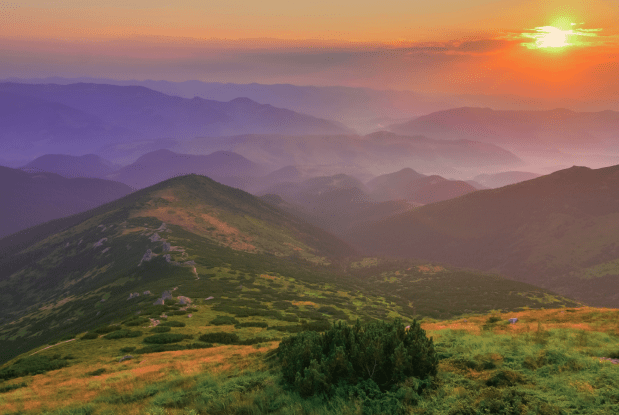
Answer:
199;332;239;344
120;347;136;353
133;343;213;355
159;321;186;328
0;382;27;393
210;316;239;326
93;325;122;334
235;322;268;328
172;310;187;316
81;332;99;340
143;333;193;344
277;319;437;398
151;326;172;333
103;330;142;340
0;355;70;380
87;368;106;376
124;317;149;326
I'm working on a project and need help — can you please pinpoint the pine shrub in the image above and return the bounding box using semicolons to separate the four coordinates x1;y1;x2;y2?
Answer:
277;319;438;398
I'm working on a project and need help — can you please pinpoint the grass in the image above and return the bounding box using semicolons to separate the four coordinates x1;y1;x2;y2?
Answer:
0;307;617;414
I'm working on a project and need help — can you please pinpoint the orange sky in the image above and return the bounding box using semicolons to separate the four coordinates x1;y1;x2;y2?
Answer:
1;0;618;104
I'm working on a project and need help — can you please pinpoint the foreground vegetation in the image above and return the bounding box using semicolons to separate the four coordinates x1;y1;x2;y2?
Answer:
0;307;617;414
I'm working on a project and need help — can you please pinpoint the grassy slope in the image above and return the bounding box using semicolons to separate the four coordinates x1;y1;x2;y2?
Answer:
0;307;618;414
347;165;619;307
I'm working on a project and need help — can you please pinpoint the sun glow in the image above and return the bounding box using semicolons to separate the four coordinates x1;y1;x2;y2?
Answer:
535;26;572;48
521;22;601;50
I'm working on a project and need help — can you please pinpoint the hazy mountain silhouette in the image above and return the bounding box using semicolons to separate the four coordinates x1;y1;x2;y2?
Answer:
389;107;619;153
366;168;477;204
106;149;266;189
0;82;352;161
0;166;132;238
347;164;619;307
473;171;541;188
21;154;117;178
178;131;522;177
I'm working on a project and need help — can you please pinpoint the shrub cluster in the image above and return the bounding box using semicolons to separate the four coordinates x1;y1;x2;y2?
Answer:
210;316;240;326
93;325;122;334
277;319;437;398
124;317;149;327
159;321;186;328
143;333;193;344
151;326;172;333
0;355;70;381
103;330;142;340
133;342;213;354
235;321;268;328
81;332;99;340
198;332;270;346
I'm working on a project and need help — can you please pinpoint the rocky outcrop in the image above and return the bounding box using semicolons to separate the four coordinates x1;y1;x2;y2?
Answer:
149;233;161;242
162;242;171;252
93;238;108;248
178;296;192;305
127;292;140;300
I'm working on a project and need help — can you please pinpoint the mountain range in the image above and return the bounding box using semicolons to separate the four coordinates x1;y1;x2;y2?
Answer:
0;82;350;161
348;164;619;307
20;154;118;179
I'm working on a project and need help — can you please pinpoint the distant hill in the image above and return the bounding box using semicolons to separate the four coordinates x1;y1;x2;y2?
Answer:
348;165;619;307
21;154;117;178
473;171;541;188
366;168;427;202
389;107;619;153
0;166;132;238
366;168;477;204
106;149;266;189
177;131;522;176
0;82;351;162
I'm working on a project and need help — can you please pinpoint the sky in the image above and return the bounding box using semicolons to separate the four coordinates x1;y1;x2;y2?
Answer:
1;0;619;104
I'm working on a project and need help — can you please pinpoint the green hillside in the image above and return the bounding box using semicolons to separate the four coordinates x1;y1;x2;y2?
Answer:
0;175;579;365
347;165;619;307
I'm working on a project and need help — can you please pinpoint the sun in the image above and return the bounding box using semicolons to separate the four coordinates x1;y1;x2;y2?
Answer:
535;26;572;48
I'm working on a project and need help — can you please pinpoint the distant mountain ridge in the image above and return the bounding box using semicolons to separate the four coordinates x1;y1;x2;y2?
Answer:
21;154;117;178
106;149;266;189
0;166;133;238
0;82;351;161
389;107;619;153
348;164;619;307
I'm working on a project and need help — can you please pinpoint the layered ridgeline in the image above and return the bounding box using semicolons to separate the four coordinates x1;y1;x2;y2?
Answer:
0;82;350;162
0;174;578;364
0;166;132;238
20;154;118;179
348;164;619;307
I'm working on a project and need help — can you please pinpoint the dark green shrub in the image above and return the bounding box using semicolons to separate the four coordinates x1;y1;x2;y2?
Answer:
279;314;299;322
277;319;437;398
124;317;149;327
239;337;271;345
87;368;106;376
0;382;27;393
133;343;213;355
186;307;198;312
199;332;239;344
235;322;268;328
81;333;99;340
486;370;527;387
104;330;142;340
172;310;187;316
151;326;172;333
210;316;240;326
486;316;502;324
159;321;186;328
0;355;69;380
120;347;136;353
93;325;122;334
143;333;193;344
